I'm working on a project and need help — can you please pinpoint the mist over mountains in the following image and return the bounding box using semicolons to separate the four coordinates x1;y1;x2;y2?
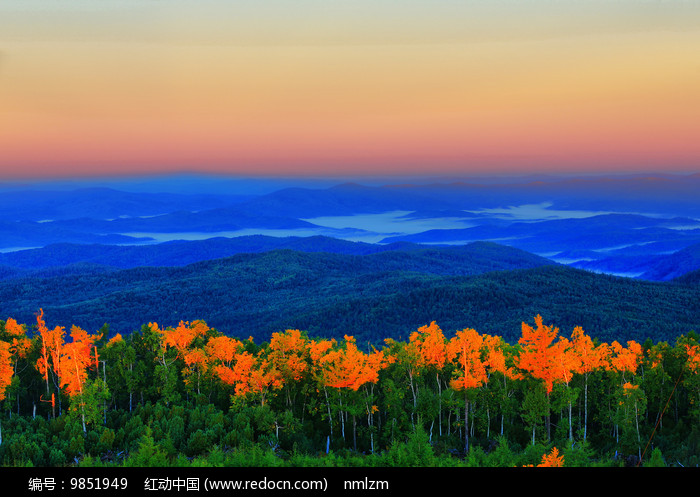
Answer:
2;172;699;278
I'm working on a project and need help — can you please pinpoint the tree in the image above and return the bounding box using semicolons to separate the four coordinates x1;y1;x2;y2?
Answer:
306;335;386;449
447;328;489;453
681;338;700;420
211;336;281;407
385;336;423;427
517;315;559;395
608;340;643;450
483;334;520;438
537;447;564;467
162;320;212;400
307;338;337;442
516;315;560;442
34;309;65;418
161;320;209;357
410;322;449;438
322;335;385;391
0;318;32;420
0;340;14;445
150;321;206;406
245;349;284;407
571;326;610;441
641;341;673;434
550;336;582;445
0;310;699;467
266;329;309;408
2;318;32;367
615;382;646;459
610;340;643;381
60;325;102;433
317;335;385;447
102;334;138;412
644;447;666;467
206;335;243;367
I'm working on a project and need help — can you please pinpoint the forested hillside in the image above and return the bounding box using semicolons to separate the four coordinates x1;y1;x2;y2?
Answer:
0;247;697;345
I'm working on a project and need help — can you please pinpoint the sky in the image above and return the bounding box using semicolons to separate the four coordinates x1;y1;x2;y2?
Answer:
1;0;699;180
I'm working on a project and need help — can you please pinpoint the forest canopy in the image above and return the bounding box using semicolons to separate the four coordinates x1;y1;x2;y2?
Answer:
0;311;698;468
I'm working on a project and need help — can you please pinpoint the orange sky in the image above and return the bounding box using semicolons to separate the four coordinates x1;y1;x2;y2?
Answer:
1;1;699;179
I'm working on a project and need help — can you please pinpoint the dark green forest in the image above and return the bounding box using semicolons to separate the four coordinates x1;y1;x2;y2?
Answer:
1;247;699;347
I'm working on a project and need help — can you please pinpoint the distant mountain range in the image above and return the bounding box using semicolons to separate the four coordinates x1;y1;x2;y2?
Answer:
0;187;250;222
1;172;699;279
2;234;700;284
228;174;700;219
380;212;700;247
4;173;700;222
0;236;541;272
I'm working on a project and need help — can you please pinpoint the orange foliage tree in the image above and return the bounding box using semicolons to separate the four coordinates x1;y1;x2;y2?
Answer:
3;318;32;366
60;325;102;433
684;343;700;419
34;309;65;418
538;447;564;467
173;321;211;397
687;344;700;373
246;349;284;407
410;321;449;437
516;315;560;443
447;327;489;453
307;338;337;441
516;316;594;444
610;340;643;380
213;349;252;395
161;320;205;353
206;334;244;395
0;339;13;445
266;329;309;407
210;335;282;406
517;315;559;395
0;318;33;423
320;335;385;391
551;336;582;444
606;340;644;454
150;320;210;404
0;341;12;399
309;335;386;448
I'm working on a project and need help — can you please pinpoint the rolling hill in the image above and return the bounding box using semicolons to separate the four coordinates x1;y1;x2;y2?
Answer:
1;245;697;346
0;236;546;273
638;243;700;281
